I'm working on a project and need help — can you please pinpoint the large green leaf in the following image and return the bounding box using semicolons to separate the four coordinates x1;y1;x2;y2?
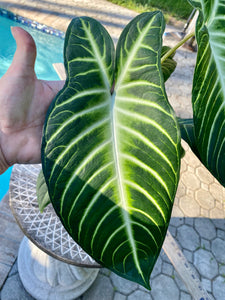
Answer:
188;1;225;186
41;13;181;289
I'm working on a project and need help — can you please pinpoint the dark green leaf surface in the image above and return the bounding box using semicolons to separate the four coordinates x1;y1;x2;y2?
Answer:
36;170;51;213
41;13;181;288
188;1;225;186
178;118;199;158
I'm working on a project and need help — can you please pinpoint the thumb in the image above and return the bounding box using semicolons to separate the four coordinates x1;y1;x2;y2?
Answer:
9;27;37;73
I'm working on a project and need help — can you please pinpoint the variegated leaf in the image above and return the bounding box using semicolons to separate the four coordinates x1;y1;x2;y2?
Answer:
188;1;225;185
41;13;181;288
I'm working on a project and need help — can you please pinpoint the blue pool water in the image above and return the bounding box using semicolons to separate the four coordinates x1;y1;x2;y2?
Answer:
0;15;64;200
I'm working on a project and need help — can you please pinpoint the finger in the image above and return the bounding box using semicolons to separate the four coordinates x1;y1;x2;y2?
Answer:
10;27;37;73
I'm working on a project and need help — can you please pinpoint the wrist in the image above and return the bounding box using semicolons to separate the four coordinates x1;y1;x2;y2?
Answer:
0;145;10;174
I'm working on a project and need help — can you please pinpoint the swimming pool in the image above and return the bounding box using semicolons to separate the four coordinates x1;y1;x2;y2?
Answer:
0;12;65;200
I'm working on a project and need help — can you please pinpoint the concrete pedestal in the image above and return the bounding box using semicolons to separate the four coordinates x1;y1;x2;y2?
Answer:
18;237;99;300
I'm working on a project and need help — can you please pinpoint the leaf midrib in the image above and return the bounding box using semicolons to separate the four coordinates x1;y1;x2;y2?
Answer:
110;15;160;283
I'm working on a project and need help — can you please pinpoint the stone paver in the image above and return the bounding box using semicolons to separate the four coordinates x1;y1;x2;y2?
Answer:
212;238;225;264
0;194;24;289
194;249;218;280
110;272;139;295
177;225;200;251
1;0;225;299
127;290;152;300
213;276;225;299
150;274;180;300
195;218;216;240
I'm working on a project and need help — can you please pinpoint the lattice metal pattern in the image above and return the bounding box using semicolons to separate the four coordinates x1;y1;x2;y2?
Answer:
9;164;100;267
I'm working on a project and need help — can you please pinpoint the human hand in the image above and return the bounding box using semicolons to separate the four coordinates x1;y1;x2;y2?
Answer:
0;27;64;174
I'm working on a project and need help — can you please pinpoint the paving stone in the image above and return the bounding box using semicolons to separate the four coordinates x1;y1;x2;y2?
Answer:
128;290;152;300
194;249;218;280
200;239;211;251
169;217;184;227
180;160;187;173
162;262;173;276
186;189;194;199
196;166;214;184
0;263;11;289
0;193;11;215
215;199;223;210
160;249;171;264
1;273;35;300
211;217;225;230
184;217;194;226
150;274;179;300
8;260;18;277
200;182;209;191
217;229;225;239
179;195;200;217
83;274;114;300
151;256;162;279
183;249;193;264
183;149;201;168
0;236;20;266
168;224;177;237
114;292;126;300
110;272;138;295
181;172;200;190
176;181;187;198
195;189;215;210
209;183;224;202
0;211;23;242
180;291;192;300
187;165;195;174
219;264;225;282
200;207;209;218
201;277;212;293
171;204;184;218
177;225;200;251
194;218;216;240
213;276;225;299
212;238;225;264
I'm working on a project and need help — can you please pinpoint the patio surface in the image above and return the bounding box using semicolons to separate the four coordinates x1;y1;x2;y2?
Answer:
0;1;225;299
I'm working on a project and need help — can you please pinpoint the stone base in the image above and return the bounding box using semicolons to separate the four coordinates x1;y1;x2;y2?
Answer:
18;237;99;300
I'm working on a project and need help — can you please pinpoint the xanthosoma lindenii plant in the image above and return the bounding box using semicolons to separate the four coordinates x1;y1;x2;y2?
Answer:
37;0;225;290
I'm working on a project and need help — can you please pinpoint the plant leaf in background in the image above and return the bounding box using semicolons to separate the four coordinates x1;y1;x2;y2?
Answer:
41;13;181;289
36;170;51;213
178;118;198;158
188;0;225;186
161;46;177;82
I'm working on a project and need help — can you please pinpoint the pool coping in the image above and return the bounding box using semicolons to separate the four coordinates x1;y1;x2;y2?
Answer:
0;7;65;38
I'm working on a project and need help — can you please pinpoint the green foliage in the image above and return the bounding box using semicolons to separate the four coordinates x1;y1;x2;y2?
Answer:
41;12;181;289
186;0;225;186
107;0;193;20
37;0;225;290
